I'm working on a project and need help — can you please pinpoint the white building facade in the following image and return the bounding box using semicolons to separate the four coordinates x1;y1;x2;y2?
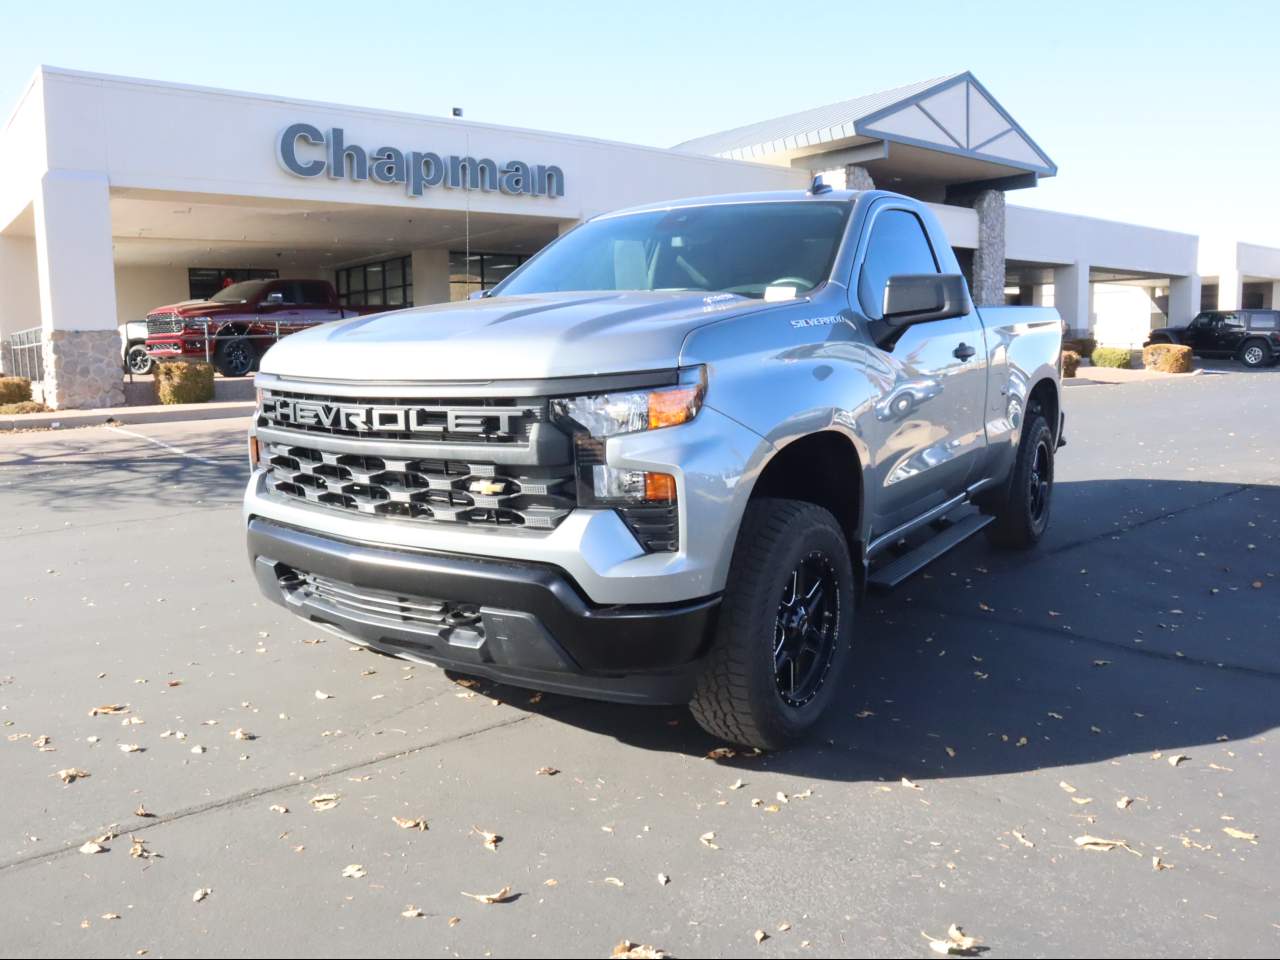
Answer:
1;67;1275;408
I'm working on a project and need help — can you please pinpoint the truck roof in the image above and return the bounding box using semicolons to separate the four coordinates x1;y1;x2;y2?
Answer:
592;188;864;222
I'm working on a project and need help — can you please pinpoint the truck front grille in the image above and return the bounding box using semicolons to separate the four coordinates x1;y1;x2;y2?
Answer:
262;439;574;530
257;388;543;445
146;312;182;335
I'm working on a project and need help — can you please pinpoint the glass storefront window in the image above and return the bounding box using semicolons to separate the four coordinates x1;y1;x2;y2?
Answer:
335;256;411;309
447;251;529;301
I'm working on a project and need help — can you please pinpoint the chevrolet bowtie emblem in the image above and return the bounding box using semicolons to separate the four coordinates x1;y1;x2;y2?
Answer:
468;479;507;496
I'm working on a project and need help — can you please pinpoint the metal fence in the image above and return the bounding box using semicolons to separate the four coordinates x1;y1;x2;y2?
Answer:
2;327;44;382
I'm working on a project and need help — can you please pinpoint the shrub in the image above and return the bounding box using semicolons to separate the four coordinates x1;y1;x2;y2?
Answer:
1064;337;1097;357
1142;343;1193;373
154;361;215;405
0;400;47;415
0;377;32;404
1061;350;1080;378
1090;347;1132;369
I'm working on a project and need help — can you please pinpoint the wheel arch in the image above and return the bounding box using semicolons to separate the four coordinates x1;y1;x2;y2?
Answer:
746;430;866;583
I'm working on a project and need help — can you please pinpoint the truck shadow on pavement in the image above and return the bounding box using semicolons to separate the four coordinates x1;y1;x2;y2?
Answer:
489;476;1280;784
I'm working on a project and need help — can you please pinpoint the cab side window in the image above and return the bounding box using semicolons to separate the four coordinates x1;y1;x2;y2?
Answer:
858;209;939;320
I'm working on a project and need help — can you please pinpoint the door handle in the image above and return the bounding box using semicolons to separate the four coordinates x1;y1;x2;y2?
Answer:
953;342;976;361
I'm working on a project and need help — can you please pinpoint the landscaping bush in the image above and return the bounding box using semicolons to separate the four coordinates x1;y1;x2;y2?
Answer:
0;400;47;415
1064;337;1097;357
1090;347;1132;369
154;361;215;405
1142;342;1194;373
1061;350;1081;378
0;376;32;404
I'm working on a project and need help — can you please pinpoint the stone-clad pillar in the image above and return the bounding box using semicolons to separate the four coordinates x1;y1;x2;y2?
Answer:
969;189;1006;307
34;170;124;409
844;164;874;191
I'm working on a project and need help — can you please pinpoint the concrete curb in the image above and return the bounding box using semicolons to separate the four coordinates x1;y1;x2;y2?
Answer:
0;400;255;432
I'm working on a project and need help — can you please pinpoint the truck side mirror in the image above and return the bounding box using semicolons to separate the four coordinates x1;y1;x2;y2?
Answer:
468;289;490;301
265;291;285;305
873;274;970;347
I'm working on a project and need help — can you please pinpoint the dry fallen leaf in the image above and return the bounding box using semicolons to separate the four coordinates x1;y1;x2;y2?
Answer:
1012;830;1035;848
728;778;745;791
460;886;513;904
1058;781;1077;794
535;766;559;776
1168;754;1188;767
79;841;105;855
901;777;922;790
118;743;142;753
314;690;333;700
448;916;461;927
309;793;339;812
1223;826;1258;843
134;804;155;818
611;941;667;959
269;804;288;815
192;888;211;903
342;864;367;879
472;826;502;851
392;816;428;831
230;728;255;741
56;768;90;784
699;831;719;849
1152;856;1172;871
89;705;129;717
604;877;625;887
657;873;669;885
1074;835;1139;855
924;924;981;955
401;906;424;918
1116;796;1133;810
754;929;768;944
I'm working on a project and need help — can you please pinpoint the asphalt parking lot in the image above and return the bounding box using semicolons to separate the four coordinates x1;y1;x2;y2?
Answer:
1;365;1276;959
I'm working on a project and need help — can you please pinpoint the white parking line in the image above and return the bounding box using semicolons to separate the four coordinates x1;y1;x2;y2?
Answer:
107;424;226;466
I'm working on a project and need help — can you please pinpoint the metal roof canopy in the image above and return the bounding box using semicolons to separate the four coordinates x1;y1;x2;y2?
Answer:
674;73;1057;201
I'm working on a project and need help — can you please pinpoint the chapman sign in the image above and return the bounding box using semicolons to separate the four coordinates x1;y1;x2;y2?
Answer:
277;122;566;199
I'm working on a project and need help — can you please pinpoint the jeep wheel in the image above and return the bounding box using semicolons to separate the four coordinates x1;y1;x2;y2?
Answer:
214;335;255;377
690;498;854;750
125;343;153;376
985;412;1054;549
1238;339;1271;369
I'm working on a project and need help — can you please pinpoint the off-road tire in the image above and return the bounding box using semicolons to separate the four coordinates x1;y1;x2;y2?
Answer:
985;412;1054;549
125;343;153;376
1238;339;1271;369
689;498;854;750
213;335;255;378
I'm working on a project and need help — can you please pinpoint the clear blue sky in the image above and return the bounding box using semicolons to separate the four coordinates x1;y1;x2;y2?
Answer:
5;0;1278;245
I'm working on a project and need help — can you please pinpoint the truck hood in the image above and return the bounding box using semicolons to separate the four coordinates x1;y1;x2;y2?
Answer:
258;291;777;382
151;299;241;318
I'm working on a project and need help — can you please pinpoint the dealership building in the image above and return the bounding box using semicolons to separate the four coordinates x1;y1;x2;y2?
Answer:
1;66;1278;408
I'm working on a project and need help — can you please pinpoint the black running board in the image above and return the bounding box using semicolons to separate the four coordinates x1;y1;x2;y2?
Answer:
867;513;994;592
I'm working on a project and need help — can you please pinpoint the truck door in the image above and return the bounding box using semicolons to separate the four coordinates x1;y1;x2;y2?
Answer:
1216;311;1246;354
854;204;989;535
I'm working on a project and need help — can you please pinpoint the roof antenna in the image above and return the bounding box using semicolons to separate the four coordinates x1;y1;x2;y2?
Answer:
808;174;832;195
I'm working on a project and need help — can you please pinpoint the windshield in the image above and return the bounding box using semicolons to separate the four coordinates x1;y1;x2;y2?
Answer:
211;280;272;303
497;201;850;299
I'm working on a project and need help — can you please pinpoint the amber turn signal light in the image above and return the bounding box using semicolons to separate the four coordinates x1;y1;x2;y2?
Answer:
643;471;676;502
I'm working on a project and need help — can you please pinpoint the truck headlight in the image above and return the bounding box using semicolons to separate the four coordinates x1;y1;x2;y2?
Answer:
550;367;705;438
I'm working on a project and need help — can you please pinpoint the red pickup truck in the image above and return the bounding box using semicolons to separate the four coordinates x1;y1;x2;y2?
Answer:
144;279;371;377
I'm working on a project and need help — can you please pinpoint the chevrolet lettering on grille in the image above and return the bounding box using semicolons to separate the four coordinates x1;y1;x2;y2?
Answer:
263;396;526;437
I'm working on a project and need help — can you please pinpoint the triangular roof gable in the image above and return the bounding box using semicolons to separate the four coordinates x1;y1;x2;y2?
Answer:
857;72;1056;175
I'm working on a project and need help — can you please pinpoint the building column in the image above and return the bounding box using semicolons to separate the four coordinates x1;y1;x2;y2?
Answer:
1053;262;1091;338
969;189;1006;307
1216;268;1242;310
1168;275;1202;326
0;234;41;375
33;171;124;409
844;164;875;191
1269;281;1280;310
410;249;450;306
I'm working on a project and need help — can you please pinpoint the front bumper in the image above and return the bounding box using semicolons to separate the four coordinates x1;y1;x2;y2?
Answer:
146;336;209;359
248;517;719;704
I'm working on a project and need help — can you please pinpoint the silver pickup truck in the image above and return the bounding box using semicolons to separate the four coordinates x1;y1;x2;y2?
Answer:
243;186;1064;749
